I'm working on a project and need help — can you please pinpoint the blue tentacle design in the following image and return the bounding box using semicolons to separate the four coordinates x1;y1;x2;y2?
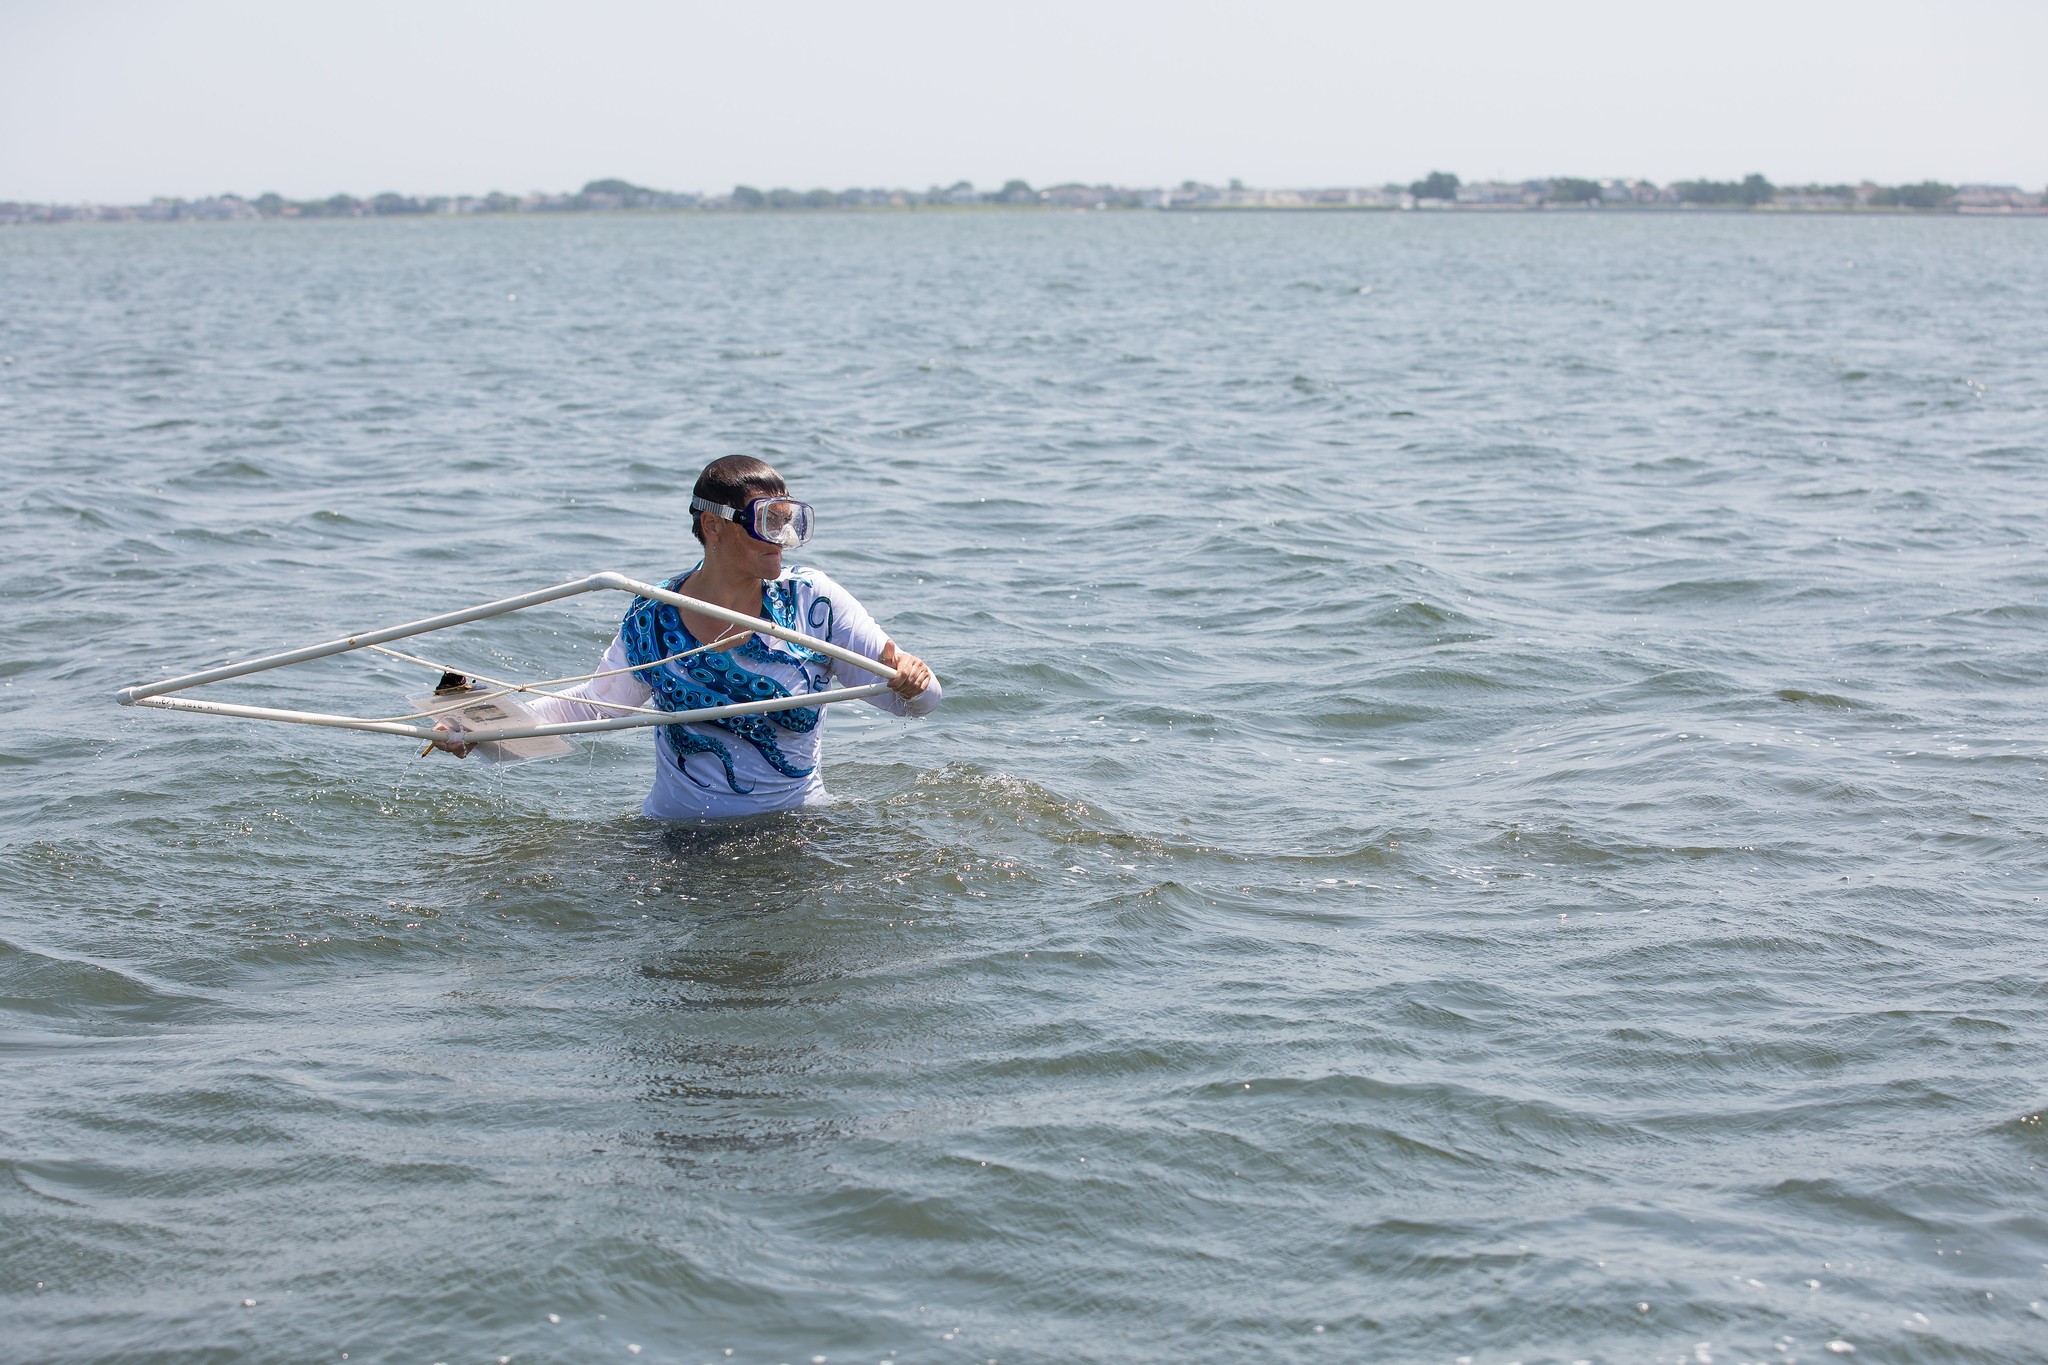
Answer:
804;593;836;648
751;578;833;688
619;571;826;793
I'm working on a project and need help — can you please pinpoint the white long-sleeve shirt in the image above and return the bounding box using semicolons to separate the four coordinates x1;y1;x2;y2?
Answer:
530;565;939;819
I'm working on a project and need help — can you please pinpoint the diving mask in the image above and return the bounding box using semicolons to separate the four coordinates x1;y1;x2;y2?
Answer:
691;494;814;548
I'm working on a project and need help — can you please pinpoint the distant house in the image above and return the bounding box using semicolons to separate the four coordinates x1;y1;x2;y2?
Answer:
1772;187;1857;209
1598;180;1669;205
1304;187;1397;207
1042;184;1129;208
1455;181;1539;207
1039;184;1095;207
1953;184;2041;210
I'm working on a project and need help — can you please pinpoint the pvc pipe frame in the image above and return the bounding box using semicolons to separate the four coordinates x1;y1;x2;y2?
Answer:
112;572;910;745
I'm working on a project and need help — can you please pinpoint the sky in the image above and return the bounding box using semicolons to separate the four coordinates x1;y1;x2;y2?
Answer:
3;0;2044;203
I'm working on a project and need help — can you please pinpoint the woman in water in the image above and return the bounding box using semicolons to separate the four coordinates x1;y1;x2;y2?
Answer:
436;455;939;818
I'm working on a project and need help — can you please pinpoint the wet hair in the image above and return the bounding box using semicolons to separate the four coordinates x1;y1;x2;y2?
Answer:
690;455;787;544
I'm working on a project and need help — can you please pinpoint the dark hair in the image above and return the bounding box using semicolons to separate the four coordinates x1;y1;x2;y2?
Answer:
690;455;787;544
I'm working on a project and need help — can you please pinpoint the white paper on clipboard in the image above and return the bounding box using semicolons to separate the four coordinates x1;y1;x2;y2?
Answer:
409;685;576;765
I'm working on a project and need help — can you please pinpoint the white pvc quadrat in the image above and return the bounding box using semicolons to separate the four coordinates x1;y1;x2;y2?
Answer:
113;572;906;745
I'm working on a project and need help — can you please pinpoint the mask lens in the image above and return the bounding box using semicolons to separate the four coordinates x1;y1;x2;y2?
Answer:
751;497;812;547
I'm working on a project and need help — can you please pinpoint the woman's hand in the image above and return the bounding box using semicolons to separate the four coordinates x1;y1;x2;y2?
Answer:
878;641;934;700
425;721;473;758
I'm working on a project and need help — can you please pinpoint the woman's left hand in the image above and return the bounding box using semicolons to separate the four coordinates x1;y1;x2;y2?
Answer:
878;641;934;699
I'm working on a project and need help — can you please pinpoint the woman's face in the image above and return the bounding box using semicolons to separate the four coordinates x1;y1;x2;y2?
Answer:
700;501;785;579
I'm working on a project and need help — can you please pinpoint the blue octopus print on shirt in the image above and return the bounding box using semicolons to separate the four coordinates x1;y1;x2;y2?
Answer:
619;571;827;792
740;575;834;691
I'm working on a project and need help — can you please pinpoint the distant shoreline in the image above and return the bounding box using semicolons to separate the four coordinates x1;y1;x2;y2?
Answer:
6;172;2043;225
8;202;2043;227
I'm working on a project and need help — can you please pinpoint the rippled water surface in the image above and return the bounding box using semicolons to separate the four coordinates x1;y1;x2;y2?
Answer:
4;211;2046;1364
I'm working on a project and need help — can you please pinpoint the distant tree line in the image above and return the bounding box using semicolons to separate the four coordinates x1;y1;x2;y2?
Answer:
1545;178;1603;204
1867;181;1958;208
1393;169;1996;210
1672;174;1777;206
233;181;701;217
1409;170;1461;201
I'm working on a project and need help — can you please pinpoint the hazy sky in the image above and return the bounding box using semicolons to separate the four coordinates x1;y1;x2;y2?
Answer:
4;0;2043;202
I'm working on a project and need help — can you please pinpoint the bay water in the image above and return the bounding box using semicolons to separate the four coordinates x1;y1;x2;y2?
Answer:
2;209;2045;1363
